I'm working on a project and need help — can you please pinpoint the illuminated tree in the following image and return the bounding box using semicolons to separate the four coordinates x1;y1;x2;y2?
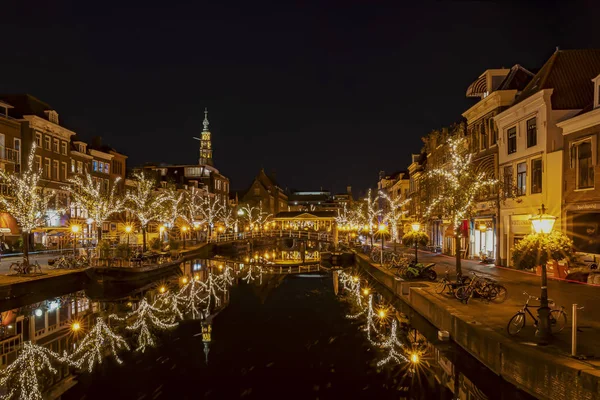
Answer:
0;144;57;265
199;196;223;239
365;189;381;247
424;134;495;276
238;203;261;229
125;172;171;252
180;187;206;240
218;201;236;232
379;191;410;250
65;172;124;241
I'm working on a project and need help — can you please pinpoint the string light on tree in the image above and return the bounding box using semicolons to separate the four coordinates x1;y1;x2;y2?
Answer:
64;317;130;372
0;341;61;400
376;319;409;367
110;298;178;353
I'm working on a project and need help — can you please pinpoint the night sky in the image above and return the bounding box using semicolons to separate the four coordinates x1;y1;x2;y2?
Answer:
2;1;599;195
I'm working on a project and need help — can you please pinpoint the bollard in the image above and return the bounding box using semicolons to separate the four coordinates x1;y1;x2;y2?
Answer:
572;304;584;357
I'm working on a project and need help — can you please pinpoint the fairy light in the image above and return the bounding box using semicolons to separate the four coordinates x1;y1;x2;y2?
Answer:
110;298;178;353
65;172;124;239
0;341;61;400
64;317;130;372
71;321;82;332
376;320;409;367
379;191;410;244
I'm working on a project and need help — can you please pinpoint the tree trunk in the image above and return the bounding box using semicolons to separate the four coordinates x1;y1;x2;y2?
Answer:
455;228;462;277
142;226;147;253
22;231;29;265
97;225;102;242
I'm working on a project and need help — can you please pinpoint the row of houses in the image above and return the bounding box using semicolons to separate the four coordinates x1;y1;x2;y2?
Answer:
0;94;231;250
378;48;600;267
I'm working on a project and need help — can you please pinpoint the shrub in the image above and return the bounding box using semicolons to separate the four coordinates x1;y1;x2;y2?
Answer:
511;231;575;270
116;243;131;258
98;240;111;259
402;231;429;247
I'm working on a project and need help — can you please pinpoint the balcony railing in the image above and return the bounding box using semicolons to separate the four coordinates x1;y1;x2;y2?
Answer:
0;147;19;164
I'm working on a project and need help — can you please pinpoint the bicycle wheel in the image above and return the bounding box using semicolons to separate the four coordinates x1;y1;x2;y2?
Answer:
424;269;437;281
490;285;508;303
549;310;567;334
507;312;526;335
455;285;471;301
434;280;447;294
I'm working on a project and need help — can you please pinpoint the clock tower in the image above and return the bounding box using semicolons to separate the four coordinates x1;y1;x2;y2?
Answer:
199;108;213;166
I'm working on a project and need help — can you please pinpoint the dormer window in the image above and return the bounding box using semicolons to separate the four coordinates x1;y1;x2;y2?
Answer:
593;75;600;109
45;110;59;124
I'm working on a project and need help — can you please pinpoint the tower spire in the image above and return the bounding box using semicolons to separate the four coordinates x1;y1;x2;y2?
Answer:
203;107;209;132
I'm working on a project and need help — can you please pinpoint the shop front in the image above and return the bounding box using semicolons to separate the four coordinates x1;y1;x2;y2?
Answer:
443;220;468;257
503;214;533;267
565;203;600;258
470;217;496;260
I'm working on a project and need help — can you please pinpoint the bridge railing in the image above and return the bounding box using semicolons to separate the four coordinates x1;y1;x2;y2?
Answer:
207;230;333;243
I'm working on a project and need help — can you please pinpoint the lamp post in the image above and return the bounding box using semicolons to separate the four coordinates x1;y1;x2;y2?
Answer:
71;225;80;255
529;204;557;344
125;225;132;248
378;224;386;264
182;226;188;250
411;222;421;264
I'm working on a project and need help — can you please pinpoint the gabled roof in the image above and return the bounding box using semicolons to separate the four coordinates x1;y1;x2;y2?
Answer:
515;49;600;109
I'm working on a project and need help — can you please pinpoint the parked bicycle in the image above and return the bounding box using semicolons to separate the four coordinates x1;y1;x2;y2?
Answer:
9;259;42;274
507;292;567;336
435;269;471;297
455;272;507;303
397;260;437;281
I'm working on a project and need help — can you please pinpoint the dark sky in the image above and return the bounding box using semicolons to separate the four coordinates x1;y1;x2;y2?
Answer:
2;1;599;195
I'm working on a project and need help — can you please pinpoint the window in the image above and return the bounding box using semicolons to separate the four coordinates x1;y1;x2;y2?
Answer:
71;159;76;173
526;118;537;148
35;133;42;147
577;141;594;189
253;187;260;196
61;141;68;155
35;156;41;172
103;162;109;174
503;165;513;197
52;160;59;180
61;162;67;181
44;158;51;179
531;159;542;194
103;179;109;193
77;161;83;174
216;180;221;190
507;127;517;154
53;138;59;153
44;136;51;150
92;160;98;172
516;162;526;196
14;138;21;172
489;119;497;145
480;123;487;150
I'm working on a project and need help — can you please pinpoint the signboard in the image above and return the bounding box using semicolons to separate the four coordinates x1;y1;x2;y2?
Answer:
566;203;600;211
0;228;11;233
510;215;532;235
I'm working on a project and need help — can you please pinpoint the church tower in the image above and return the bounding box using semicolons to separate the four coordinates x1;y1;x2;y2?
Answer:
199;108;213;166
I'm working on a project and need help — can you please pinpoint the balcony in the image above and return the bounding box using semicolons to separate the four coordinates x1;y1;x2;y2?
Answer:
0;147;19;164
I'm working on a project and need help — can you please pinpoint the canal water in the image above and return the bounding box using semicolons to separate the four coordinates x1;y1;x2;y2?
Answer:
0;261;534;400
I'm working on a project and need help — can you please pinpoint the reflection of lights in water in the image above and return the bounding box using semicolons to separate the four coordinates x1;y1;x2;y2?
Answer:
296;274;328;278
192;261;202;271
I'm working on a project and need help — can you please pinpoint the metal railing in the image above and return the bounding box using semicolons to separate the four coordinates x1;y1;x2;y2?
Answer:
207;230;333;243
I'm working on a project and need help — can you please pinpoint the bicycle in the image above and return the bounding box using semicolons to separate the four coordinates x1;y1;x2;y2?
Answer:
507;292;567;336
434;269;471;297
9;260;42;274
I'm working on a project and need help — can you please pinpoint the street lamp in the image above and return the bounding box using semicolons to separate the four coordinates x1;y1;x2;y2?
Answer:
181;226;188;249
125;225;132;248
378;224;386;264
529;204;557;343
71;225;80;255
411;222;421;264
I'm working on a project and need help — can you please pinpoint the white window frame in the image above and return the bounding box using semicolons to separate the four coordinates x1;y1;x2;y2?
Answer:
573;137;596;190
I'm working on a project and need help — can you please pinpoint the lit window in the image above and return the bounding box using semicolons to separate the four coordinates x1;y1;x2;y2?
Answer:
104;163;109;174
576;141;594;189
77;161;83;174
507;127;517;154
516;162;526;196
531;159;542;194
71;159;76;173
526;118;537;148
92;160;98;172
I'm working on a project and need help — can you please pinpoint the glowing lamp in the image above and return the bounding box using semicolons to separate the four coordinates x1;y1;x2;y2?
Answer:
378;309;386;318
479;223;487;232
159;286;166;293
159;225;165;233
71;321;81;332
411;222;421;232
218;264;223;270
181;276;188;284
530;204;556;234
410;352;420;364
181;226;188;232
34;308;43;317
125;225;133;234
71;225;80;234
237;209;244;216
352;276;358;283
362;288;370;296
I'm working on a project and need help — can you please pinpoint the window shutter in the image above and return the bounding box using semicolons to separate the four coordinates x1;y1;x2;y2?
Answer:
592;134;598;166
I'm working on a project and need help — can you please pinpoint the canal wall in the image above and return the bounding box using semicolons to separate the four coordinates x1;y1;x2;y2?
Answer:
355;253;600;400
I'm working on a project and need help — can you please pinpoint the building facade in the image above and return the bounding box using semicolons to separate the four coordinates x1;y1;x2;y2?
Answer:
241;169;288;215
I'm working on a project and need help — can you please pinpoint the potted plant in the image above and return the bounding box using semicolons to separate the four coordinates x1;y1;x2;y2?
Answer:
511;231;575;274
